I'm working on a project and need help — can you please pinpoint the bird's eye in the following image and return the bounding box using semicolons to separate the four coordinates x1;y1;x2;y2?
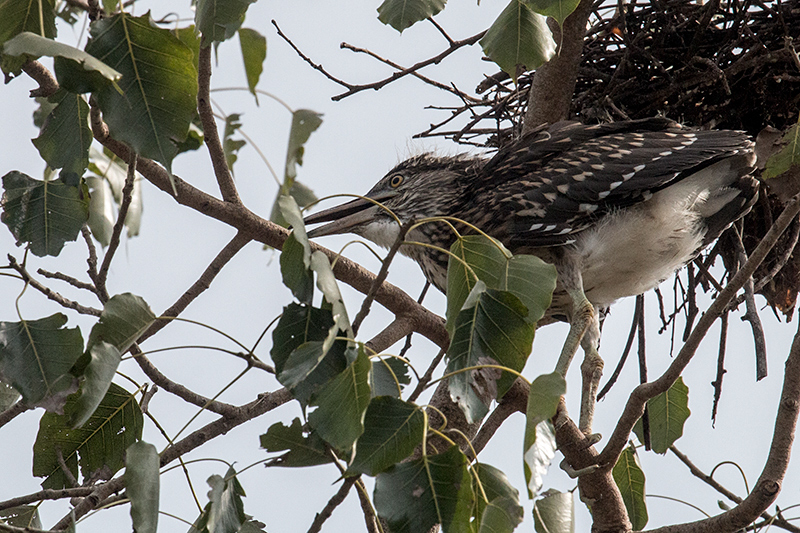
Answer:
389;174;404;188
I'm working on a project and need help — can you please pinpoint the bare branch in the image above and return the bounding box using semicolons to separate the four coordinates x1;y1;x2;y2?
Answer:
197;45;241;204
37;268;98;294
0;487;95;513
7;255;102;317
21;60;59;98
306;478;358;533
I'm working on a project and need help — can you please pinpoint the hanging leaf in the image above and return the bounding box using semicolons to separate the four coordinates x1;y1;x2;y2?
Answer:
523;372;565;498
278;201;314;303
370;357;411;397
195;0;257;46
3;32;121;92
633;377;690;454
526;0;582;27
447;282;536;423
533;489;574;533
223;113;246;175
260;418;331;468
126;441;160;533
1;171;90;257
447;234;556;334
85;175;115;247
347;396;424;476
0;314;83;410
480;0;557;80
70;342;120;428
31;89;91;181
307;345;371;452
471;463;524;532
374;445;474;533
612;445;648;531
33;382;143;489
85;13;198;178
238;28;266;100
0;0;57;75
86;293;156;355
377;0;447;33
188;466;247;533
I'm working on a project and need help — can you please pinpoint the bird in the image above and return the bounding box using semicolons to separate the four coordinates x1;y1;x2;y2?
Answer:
303;117;758;429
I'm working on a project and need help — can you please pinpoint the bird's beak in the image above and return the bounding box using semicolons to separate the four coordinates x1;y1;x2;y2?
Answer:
304;192;395;238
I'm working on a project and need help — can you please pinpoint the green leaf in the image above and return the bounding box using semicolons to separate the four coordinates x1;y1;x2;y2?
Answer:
612;445;648;531
270;303;348;405
480;0;557;80
223;113;246;175
347;396;424;476
533;489;574;533
374;445;473;533
471;463;523;531
0;380;20;411
310;250;353;346
526;0;581;26
85;13;198;176
370;357;411;397
172;25;201;74
3;32;121;92
523;372;565;498
447;282;536;423
188;466;247;533
633;377;690;454
308;345;371;452
238;28;265;99
195;0;257;46
70;341;120;428
0;314;83;410
377;0;447;32
1;171;90;257
764;122;800;179
260;418;331;467
0;0;56;75
31;89;91;179
33;382;144;489
447;234;556;334
86;293;156;355
0;506;42;528
126;441;160;533
278;195;314;302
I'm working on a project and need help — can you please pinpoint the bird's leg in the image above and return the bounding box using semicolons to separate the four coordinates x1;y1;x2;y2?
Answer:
578;302;603;434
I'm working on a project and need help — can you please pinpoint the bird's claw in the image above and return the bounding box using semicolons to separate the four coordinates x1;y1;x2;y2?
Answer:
560;458;601;479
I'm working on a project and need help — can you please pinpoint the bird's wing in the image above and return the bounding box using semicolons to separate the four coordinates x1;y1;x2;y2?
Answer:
478;118;754;247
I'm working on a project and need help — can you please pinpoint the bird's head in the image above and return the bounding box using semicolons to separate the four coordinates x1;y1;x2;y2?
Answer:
304;153;477;249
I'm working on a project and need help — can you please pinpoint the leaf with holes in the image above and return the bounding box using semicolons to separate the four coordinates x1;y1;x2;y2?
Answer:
480;0;557;80
633;377;690;454
0;314;83;411
1;171;90;257
347;396;424;476
188;466;247;533
447;282;536;423
85;13;198;177
377;0;447;32
612;445;648;531
33;382;143;489
374;445;473;533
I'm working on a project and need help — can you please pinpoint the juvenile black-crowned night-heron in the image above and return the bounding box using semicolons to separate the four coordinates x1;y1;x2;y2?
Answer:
304;117;758;430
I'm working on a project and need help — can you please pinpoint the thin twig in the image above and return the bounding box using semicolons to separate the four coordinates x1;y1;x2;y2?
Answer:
711;311;729;426
37;268;98;294
636;295;651;451
7;255;102;316
407;346;448;403
597;299;640;401
732;225;768;381
306;478;358;533
0;487;95;512
95;151;138;302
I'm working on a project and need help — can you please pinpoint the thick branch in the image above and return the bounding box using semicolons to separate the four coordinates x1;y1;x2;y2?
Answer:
21;60;59;98
523;0;595;130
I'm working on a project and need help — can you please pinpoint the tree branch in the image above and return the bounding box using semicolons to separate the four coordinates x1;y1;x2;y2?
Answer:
21;60;59;98
197;45;241;204
7;255;102;317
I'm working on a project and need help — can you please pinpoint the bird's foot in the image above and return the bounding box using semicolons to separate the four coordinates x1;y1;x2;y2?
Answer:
560;458;600;479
